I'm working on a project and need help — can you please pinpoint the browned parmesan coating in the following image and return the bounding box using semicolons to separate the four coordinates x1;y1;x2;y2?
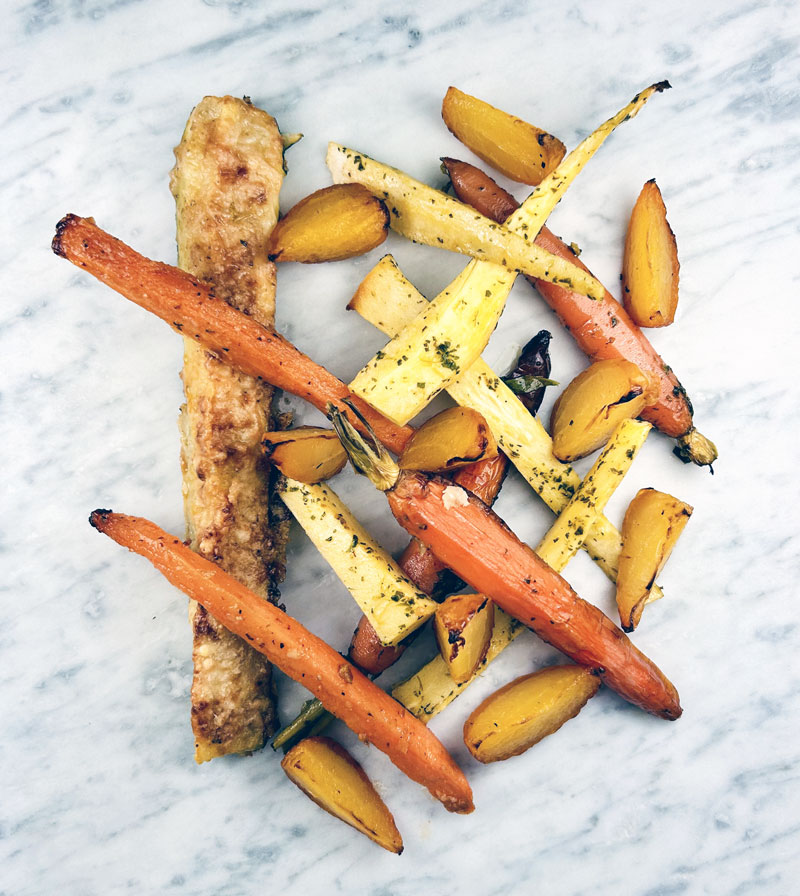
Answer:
170;95;289;761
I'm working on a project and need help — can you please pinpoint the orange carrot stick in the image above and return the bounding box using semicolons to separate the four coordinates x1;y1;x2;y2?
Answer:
53;214;411;454
89;510;474;814
52;213;508;673
348;451;508;674
387;472;682;719
442;159;717;467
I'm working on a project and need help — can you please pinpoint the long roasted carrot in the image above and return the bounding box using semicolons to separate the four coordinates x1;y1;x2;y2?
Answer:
442;159;717;467
348;450;508;674
330;408;682;720
89;510;474;814
52;214;411;454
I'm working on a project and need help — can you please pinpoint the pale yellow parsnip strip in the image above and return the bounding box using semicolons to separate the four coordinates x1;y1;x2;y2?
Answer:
277;478;436;647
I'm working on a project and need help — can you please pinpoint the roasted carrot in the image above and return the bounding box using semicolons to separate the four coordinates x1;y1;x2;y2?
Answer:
330;408;682;720
89;510;474;814
52;215;411;455
442;159;717;467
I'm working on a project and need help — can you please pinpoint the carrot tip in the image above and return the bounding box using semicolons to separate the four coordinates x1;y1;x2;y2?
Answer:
89;508;114;530
52;214;79;257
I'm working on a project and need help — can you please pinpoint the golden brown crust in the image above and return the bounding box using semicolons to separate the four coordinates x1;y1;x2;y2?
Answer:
171;95;288;761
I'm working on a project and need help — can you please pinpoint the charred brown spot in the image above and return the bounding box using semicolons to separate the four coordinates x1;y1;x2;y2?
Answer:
192;605;221;640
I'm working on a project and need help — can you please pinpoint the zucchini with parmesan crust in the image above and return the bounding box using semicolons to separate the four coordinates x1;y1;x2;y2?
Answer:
170;96;289;762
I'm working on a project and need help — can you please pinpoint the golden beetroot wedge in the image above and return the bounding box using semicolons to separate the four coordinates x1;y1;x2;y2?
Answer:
434;594;494;685
281;736;403;854
622;180;680;327
399;407;498;473
617;489;693;631
463;665;600;763
550;359;655;462
262;427;347;484
267;183;389;263
441;87;566;186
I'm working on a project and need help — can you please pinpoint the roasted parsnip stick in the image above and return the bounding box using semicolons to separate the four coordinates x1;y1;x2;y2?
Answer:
329;410;681;720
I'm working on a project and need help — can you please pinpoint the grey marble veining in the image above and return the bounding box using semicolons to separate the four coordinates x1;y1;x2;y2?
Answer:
3;1;800;893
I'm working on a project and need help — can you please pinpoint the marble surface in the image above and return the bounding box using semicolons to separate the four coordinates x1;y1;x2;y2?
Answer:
3;1;799;893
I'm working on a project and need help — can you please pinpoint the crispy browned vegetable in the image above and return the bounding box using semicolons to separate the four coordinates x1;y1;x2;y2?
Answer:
267;184;389;263
434;594;494;684
622;180;680;327
262;427;347;484
281;737;403;853
441;87;566;185
399;407;498;472
617;489;693;631
550;359;655;462
463;665;600;763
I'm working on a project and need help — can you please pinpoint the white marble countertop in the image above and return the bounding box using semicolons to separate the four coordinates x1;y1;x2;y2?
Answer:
3;1;799;893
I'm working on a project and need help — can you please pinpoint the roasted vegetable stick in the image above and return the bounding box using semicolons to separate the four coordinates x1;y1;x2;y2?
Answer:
51;214;413;455
89;511;474;814
444;159;717;467
330;410;682;720
171;96;288;760
348;253;664;598
277;478;436;646
388;473;681;719
348;255;516;425
393;420;649;721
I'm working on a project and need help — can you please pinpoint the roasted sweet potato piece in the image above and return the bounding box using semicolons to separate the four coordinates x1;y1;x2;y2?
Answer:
399;407;497;472
550;359;655;462
262;427;347;483
442;87;566;186
617;488;693;631
622;180;680;327
463;665;600;763
281;737;403;853
267;183;389;263
434;594;494;684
